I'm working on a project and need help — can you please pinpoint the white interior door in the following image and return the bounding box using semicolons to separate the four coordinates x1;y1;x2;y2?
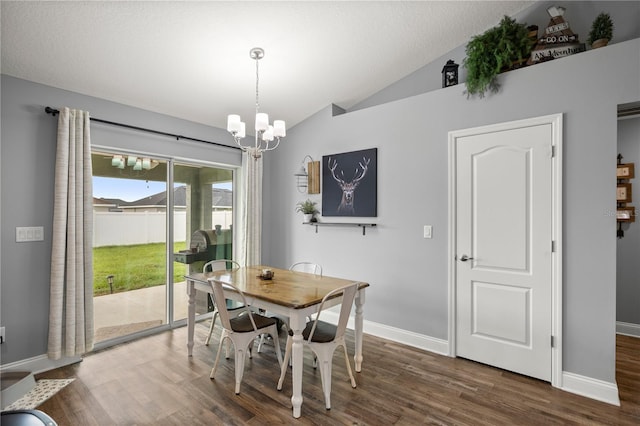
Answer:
453;118;557;382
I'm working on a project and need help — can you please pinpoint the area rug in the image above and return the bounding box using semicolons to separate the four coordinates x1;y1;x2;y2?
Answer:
2;379;74;411
95;319;162;341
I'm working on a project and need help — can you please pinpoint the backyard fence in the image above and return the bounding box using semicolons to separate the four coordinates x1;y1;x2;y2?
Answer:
93;211;232;247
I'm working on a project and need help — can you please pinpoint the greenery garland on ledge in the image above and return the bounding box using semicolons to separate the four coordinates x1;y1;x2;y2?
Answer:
463;16;534;98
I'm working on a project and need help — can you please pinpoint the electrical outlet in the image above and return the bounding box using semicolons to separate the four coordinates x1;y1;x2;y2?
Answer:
0;326;5;344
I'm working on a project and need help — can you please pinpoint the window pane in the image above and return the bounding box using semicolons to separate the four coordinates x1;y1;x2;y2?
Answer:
172;162;233;322
92;151;168;342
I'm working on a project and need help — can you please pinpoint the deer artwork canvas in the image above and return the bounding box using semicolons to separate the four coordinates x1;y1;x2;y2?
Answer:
322;148;377;217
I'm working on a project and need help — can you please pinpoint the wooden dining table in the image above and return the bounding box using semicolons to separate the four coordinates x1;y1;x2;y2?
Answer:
184;265;368;418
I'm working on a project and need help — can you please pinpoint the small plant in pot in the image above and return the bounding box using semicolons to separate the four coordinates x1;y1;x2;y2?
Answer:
587;12;613;49
463;15;534;98
295;199;319;223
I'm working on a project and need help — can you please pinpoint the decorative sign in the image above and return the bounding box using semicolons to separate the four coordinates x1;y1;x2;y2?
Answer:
307;161;321;194
617;206;636;222
617;184;632;203
530;6;585;64
617;155;635;237
617;163;635;179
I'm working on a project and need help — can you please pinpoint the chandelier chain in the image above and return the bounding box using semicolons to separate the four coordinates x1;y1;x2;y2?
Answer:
255;57;260;114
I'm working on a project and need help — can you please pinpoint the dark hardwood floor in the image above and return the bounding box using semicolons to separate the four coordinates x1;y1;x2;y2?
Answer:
35;323;640;425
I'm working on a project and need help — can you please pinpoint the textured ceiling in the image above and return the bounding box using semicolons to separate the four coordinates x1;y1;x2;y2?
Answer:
1;1;535;130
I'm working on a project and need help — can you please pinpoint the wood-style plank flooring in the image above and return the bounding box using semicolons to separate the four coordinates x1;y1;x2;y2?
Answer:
35;324;640;425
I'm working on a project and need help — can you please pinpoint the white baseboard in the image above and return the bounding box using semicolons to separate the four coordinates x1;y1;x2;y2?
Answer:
3;318;624;407
325;312;621;406
616;321;640;337
0;354;81;375
561;372;620;406
321;311;449;356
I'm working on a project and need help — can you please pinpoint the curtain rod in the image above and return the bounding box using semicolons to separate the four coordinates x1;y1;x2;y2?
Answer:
44;107;240;151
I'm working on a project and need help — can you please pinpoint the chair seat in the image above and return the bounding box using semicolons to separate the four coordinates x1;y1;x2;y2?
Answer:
230;313;277;333
288;320;336;343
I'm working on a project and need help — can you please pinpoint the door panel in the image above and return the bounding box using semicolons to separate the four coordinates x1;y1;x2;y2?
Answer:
455;123;553;381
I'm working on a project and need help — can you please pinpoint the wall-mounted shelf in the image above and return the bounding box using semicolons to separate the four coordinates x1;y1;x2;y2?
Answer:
304;222;377;235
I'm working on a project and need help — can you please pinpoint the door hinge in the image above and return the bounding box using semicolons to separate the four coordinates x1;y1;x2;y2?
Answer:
550;145;556;158
551;240;556;252
551;335;555;347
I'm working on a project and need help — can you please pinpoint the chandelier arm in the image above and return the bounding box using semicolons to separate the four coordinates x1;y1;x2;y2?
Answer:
263;137;281;151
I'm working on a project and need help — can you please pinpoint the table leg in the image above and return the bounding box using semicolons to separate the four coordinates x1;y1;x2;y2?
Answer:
289;313;305;418
187;280;195;357
354;288;366;372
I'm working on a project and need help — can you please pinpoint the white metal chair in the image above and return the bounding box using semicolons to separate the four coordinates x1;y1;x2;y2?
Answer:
203;259;242;346
289;261;323;276
277;282;359;410
208;278;283;395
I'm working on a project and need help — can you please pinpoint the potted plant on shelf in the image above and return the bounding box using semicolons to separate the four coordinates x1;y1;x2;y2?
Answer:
463;15;534;98
587;12;613;49
296;199;319;223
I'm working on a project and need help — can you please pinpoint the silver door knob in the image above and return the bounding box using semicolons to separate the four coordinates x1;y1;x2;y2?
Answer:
460;254;474;262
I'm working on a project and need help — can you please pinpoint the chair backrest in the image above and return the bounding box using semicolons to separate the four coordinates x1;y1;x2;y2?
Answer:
307;282;359;343
289;261;322;276
203;259;240;273
207;279;259;332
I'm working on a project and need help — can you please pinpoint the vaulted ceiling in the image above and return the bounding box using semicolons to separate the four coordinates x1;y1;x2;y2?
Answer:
1;1;535;130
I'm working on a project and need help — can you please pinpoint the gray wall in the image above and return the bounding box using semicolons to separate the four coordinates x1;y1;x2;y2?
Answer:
263;38;640;386
617;116;640;327
0;75;241;365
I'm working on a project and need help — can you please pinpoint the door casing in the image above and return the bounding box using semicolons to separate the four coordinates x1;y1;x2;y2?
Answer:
447;113;563;388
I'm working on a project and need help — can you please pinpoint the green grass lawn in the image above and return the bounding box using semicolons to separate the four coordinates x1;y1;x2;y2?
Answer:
93;242;187;296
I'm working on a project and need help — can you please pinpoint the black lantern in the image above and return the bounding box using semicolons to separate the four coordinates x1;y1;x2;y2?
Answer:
441;59;459;88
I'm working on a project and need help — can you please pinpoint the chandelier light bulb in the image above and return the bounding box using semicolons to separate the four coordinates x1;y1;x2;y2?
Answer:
273;120;286;137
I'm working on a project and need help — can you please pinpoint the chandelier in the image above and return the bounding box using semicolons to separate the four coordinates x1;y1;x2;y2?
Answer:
110;154;158;175
227;47;286;159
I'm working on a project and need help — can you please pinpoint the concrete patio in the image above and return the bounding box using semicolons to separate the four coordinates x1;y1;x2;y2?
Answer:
93;281;193;341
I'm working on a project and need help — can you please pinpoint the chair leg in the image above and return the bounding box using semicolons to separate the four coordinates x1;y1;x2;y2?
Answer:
204;310;218;346
234;346;247;395
342;343;357;388
317;353;333;410
270;326;283;367
277;336;293;390
210;334;226;379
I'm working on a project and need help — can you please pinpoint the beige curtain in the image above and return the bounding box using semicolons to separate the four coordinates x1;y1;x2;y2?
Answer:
237;148;263;266
48;107;94;359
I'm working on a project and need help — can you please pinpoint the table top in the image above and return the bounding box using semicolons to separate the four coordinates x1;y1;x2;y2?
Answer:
186;265;368;309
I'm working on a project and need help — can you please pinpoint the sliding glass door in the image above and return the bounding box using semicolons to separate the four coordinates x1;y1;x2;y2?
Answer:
91;150;233;343
172;162;233;321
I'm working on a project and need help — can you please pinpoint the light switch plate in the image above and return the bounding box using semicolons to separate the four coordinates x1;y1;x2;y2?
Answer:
16;226;44;242
423;225;432;239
